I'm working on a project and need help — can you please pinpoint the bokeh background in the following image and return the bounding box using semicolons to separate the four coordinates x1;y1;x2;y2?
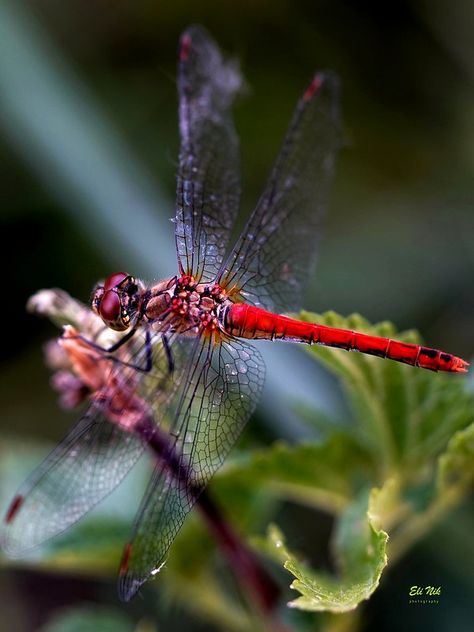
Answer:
0;1;473;631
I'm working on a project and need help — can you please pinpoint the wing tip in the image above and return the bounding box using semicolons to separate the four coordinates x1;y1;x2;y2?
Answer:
118;542;143;602
303;74;324;102
302;71;340;103
118;573;145;603
119;541;132;576
0;494;26;556
4;494;24;525
178;25;244;101
117;542;169;601
179;33;192;62
179;25;213;62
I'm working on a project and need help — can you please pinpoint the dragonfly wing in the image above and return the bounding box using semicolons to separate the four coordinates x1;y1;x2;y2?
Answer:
1;410;145;555
118;335;265;601
219;72;341;313
1;326;186;554
175;25;243;282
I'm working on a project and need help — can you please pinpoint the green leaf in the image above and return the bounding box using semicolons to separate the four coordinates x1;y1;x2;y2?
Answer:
259;490;388;612
437;421;474;492
374;423;474;563
296;311;473;475
213;435;374;518
367;476;415;539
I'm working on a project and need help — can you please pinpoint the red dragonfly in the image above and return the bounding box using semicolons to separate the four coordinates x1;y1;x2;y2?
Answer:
2;26;468;601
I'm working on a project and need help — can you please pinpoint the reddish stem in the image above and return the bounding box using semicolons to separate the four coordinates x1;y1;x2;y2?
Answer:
135;416;288;627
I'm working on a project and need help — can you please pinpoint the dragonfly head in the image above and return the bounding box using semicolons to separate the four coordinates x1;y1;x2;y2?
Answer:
92;272;144;331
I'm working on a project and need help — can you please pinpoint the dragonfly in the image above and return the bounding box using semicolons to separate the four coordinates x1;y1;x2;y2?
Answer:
1;26;468;602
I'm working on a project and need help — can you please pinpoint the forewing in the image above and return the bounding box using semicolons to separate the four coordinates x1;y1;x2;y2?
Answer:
175;25;243;282
1;326;188;555
1;410;144;555
219;72;341;313
118;335;265;601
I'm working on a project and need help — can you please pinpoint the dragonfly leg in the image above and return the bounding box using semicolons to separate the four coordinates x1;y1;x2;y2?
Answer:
74;329;153;374
162;333;174;373
76;327;138;354
110;329;153;374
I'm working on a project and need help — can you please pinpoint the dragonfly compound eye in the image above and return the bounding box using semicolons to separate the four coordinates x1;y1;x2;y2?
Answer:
103;271;130;291
98;289;129;331
91;271;140;331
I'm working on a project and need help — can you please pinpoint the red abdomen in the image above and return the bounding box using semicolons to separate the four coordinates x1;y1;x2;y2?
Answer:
225;304;469;373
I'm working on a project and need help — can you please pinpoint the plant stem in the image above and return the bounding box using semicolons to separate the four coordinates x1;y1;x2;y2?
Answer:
135;416;289;630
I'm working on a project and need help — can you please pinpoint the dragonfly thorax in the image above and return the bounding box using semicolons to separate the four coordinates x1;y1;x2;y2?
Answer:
145;274;230;335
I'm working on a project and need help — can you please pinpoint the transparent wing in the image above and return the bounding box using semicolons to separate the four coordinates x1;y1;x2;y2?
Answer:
175;25;243;282
0;325;190;555
1;410;144;555
118;335;265;601
219;72;341;313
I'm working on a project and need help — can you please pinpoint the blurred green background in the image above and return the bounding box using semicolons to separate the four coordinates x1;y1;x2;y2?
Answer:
0;1;473;631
